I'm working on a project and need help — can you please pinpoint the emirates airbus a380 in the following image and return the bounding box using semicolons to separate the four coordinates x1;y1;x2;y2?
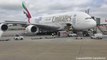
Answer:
0;1;96;35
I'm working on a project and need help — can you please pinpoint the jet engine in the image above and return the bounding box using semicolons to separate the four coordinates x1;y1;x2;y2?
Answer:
0;24;8;31
26;25;39;34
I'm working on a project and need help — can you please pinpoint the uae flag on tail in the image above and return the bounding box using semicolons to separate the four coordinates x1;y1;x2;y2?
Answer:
22;1;32;23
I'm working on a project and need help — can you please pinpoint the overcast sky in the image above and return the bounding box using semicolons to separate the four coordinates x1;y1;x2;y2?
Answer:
0;0;107;21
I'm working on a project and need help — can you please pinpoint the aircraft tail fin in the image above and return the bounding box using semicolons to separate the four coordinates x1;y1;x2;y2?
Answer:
22;1;32;23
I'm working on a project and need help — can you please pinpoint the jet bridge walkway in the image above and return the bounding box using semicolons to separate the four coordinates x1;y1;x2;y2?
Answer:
97;25;107;35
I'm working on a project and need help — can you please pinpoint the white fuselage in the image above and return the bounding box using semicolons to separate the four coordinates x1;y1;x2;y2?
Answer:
31;12;96;30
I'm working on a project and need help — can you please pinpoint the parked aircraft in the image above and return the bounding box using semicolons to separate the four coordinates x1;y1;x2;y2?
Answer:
0;2;96;35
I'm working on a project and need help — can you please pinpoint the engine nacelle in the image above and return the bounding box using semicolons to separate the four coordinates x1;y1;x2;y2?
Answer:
26;25;39;34
0;24;8;31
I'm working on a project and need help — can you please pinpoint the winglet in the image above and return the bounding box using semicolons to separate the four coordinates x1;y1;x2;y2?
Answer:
22;1;32;23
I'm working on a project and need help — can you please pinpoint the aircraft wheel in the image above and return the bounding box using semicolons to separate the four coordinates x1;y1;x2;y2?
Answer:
20;38;23;40
15;38;18;40
76;37;78;39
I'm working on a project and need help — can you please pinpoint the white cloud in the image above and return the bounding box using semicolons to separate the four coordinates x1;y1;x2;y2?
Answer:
0;0;23;10
0;0;106;21
90;0;107;18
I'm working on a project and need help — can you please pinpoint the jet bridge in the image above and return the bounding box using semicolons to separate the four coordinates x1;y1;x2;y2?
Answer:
97;25;107;35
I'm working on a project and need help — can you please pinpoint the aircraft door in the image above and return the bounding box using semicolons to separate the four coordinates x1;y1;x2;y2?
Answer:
72;14;77;28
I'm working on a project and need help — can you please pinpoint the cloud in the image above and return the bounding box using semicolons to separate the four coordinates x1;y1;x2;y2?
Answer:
28;0;93;16
29;0;105;16
90;0;107;18
0;0;106;21
0;0;23;10
0;0;25;21
29;0;91;11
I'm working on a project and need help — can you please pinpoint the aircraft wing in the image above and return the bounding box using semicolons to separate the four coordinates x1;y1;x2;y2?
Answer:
2;20;59;31
3;21;27;24
32;24;59;31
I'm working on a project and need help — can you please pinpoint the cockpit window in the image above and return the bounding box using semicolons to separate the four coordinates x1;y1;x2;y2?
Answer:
85;17;92;19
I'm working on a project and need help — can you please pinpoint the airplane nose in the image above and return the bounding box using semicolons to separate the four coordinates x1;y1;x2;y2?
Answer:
92;20;96;27
89;20;96;28
85;19;96;29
